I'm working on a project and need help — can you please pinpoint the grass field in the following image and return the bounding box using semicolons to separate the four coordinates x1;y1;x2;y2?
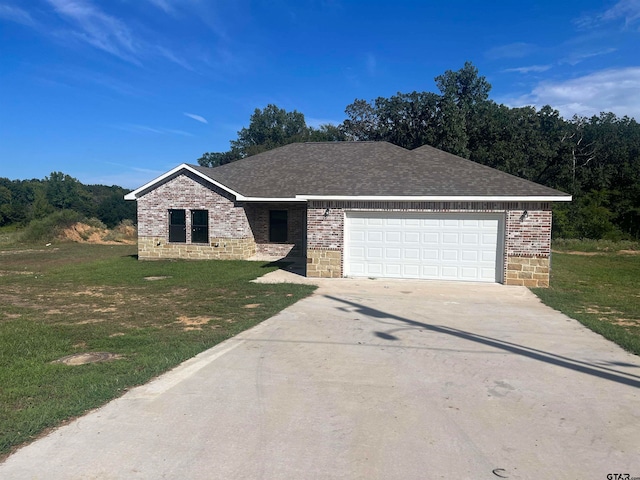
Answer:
0;243;315;457
1;237;638;458
532;251;640;356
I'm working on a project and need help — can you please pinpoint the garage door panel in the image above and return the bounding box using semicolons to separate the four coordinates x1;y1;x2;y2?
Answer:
385;263;402;275
462;233;479;244
385;248;401;259
350;231;365;242
442;233;459;244
368;263;383;274
346;212;502;283
462;250;479;261
404;232;420;243
404;248;420;260
442;249;459;261
423;232;439;243
367;231;383;242
423;249;439;260
481;250;496;262
403;264;420;276
385;231;402;243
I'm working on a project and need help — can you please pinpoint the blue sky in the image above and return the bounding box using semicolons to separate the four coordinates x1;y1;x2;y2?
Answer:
1;0;639;189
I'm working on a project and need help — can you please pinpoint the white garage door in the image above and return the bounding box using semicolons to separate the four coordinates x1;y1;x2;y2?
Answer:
345;212;503;282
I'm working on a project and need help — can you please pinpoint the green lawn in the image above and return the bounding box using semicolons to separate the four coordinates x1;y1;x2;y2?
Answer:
532;252;640;356
0;243;315;457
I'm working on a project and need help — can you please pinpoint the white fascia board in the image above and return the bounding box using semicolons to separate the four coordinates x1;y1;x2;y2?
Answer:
124;164;244;201
240;197;306;202
295;195;572;202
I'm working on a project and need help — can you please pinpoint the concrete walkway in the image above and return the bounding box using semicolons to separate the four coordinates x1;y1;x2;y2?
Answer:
1;276;639;479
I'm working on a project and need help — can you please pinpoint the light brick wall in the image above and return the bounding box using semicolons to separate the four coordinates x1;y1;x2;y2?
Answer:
306;200;553;286
137;171;253;259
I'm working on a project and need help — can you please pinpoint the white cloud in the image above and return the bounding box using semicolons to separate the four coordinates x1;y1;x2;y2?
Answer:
503;65;552;74
42;0;193;70
507;67;640;120
183;112;208;124
602;0;640;28
560;47;617;66
156;45;193;70
0;4;36;26
146;0;174;14
485;42;537;60
45;0;141;64
366;52;377;76
575;0;640;30
117;124;194;136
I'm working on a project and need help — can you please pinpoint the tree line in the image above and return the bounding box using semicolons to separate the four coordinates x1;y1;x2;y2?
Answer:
0;172;135;229
198;62;640;240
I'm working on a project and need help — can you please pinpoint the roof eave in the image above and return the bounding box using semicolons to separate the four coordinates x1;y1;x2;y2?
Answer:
295;195;572;202
124;164;245;201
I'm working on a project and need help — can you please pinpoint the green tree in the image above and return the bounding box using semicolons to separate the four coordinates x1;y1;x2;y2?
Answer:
231;104;309;157
197;104;344;167
197;150;242;168
45;172;93;215
434;61;491;157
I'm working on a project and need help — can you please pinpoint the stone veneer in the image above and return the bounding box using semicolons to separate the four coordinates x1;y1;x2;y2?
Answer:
138;236;256;260
505;256;550;287
306;250;342;278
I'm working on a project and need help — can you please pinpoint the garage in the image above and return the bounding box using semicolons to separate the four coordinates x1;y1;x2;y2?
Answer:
345;212;504;282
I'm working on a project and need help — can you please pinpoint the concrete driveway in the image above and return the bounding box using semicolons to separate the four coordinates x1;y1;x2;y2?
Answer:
1;277;639;479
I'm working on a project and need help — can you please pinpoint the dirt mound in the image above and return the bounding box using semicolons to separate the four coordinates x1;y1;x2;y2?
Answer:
59;222;136;245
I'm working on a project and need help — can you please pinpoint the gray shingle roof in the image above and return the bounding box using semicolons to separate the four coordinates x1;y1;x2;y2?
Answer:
188;141;569;199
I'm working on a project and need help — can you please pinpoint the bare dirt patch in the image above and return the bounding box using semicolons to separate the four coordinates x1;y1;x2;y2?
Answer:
619;250;640;255
52;352;123;365
244;303;262;309
175;315;215;331
58;223;136;245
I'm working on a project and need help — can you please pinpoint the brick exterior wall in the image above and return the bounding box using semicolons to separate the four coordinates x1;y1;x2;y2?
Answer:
306;201;553;286
135;173;554;286
245;203;306;257
136;172;252;260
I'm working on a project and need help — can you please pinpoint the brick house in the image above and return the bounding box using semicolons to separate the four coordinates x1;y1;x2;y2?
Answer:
125;142;571;287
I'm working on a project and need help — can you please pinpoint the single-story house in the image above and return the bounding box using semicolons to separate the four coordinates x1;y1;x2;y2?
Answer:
125;141;571;287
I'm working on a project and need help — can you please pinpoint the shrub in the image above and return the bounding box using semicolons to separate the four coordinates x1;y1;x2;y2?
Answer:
552;238;640;252
19;210;84;244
